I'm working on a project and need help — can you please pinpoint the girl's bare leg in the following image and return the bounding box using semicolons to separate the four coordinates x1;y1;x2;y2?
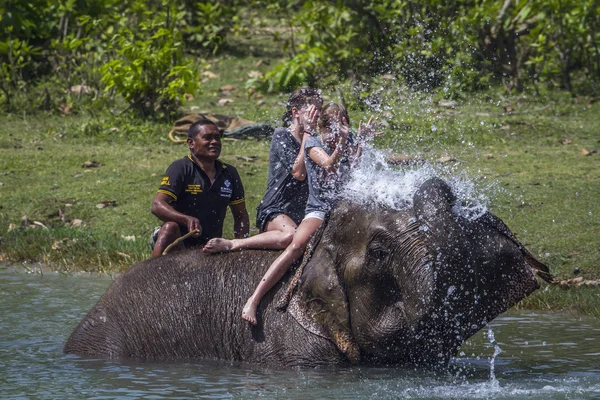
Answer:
242;218;323;324
203;214;297;253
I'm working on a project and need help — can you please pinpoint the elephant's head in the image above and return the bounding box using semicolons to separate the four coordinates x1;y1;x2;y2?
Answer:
285;177;550;366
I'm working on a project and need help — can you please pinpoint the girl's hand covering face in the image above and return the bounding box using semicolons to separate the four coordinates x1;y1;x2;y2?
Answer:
303;104;320;136
358;115;385;142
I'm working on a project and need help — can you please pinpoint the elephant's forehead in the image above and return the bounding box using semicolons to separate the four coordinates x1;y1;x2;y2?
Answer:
368;210;415;232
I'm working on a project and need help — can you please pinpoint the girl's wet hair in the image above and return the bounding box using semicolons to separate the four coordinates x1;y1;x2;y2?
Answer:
317;102;350;135
282;88;323;126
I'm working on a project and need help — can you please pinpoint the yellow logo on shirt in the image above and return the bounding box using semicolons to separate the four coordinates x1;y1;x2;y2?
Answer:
185;184;203;194
161;176;170;186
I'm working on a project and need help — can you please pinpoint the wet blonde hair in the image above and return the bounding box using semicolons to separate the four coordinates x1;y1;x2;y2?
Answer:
317;102;350;137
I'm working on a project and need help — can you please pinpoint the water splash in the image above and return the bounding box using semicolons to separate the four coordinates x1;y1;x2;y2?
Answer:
340;146;491;220
487;326;502;387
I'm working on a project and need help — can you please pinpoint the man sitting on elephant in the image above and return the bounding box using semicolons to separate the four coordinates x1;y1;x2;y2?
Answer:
150;119;250;257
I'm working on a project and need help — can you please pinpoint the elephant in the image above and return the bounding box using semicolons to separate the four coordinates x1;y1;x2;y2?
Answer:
64;177;551;368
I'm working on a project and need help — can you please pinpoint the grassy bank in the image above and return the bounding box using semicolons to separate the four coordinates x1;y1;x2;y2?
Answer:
1;51;599;315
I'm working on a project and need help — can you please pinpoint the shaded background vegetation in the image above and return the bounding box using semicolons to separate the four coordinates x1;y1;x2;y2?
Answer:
2;0;599;117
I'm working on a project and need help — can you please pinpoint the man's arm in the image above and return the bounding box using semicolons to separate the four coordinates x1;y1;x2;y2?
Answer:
151;192;201;235
229;202;250;239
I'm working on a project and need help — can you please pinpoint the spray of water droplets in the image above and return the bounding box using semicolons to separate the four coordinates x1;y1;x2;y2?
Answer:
340;146;493;220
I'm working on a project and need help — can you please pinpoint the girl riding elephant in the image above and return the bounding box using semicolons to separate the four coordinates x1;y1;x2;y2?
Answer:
242;103;362;325
203;88;323;254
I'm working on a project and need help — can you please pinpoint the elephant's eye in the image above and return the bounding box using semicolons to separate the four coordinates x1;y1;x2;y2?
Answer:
367;244;390;262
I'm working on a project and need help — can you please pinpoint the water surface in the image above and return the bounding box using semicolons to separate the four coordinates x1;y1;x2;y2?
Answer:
1;265;599;399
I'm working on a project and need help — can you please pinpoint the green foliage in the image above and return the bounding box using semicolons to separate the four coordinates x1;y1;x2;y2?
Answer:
100;11;200;118
254;0;600;97
180;1;240;53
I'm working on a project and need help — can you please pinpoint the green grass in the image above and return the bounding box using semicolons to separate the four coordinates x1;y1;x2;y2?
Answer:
0;47;599;314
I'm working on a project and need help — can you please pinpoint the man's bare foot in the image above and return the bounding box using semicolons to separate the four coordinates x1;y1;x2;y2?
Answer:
242;298;258;325
202;238;233;253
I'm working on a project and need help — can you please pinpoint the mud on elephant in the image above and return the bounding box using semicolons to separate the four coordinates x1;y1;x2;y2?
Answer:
64;177;551;368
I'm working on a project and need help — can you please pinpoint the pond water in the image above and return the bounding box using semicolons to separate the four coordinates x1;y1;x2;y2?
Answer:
1;265;599;400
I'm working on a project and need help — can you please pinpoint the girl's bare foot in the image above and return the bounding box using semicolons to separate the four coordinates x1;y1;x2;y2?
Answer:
242;298;258;325
202;238;233;253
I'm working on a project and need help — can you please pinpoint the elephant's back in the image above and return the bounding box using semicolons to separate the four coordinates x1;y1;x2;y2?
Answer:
65;248;329;363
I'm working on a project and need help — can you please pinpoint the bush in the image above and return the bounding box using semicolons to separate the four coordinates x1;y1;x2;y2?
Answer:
100;7;200;119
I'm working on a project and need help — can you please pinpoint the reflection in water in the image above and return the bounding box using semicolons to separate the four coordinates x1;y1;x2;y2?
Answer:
1;266;599;399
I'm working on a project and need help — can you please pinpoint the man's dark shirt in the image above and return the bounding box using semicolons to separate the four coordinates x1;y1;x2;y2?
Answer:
256;127;309;229
158;155;245;244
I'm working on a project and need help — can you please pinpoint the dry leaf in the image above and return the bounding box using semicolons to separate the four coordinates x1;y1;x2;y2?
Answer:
96;200;117;209
201;71;218;79
59;208;70;223
7;223;17;232
247;70;263;79
485;153;494;159
504;104;515;113
121;235;136;241
255;60;269;67
256;100;265;106
70;85;93;95
439;156;457;163
559;138;573;145
581;148;597;156
58;103;72;115
116;251;131;258
218;98;233;106
236;155;258;162
219;84;237;92
71;219;83;226
82;160;102;168
184;93;194;101
33;221;49;230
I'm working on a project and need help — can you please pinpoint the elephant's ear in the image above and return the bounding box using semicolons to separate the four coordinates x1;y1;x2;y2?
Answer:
281;227;360;363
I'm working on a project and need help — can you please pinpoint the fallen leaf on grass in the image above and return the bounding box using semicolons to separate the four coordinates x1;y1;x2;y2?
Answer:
559;138;572;145
219;84;237;92
116;251;131;258
248;70;263;79
59;208;70;223
121;235;136;241
33;221;49;230
485;153;494;159
96;200;117;209
581;148;597;156
236;155;258;162
218;98;233;106
58;103;72;115
504;104;515;113
82;160;102;168
184;93;194;101
71;219;83;226
7;223;17;232
70;85;93;95
201;71;218;79
439;156;457;163
52;238;69;250
255;60;269;67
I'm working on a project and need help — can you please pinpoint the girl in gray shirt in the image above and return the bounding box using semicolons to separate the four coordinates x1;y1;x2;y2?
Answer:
242;103;362;325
